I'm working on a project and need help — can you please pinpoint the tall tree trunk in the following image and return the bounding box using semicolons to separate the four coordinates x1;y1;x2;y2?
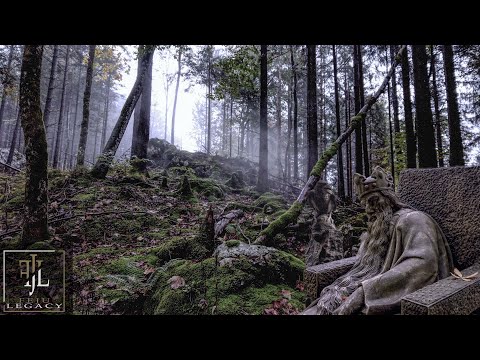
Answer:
222;98;226;153
332;45;345;200
69;64;82;169
358;45;369;176
76;45;96;166
0;45;14;145
52;45;70;168
62;81;74;170
229;97;233;158
344;62;352;200
430;46;445;167
401;45;417;168
171;47;182;145
101;73;112;151
43;45;58;152
390;45;401;133
6;111;20;165
256;46;407;244
19;45;49;246
285;74;293;182
386;47;396;187
91;46;154;179
256;45;269;193
207;46;212;155
290;45;299;182
306;45;318;175
276;62;283;178
131;52;153;173
442;44;465;166
353;45;363;174
412;45;437;168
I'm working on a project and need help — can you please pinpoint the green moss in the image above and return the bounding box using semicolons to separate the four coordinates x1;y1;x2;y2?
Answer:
72;193;95;203
190;178;226;199
156;236;210;265
254;193;287;214
310;141;340;177
103;257;145;277
259;201;303;240
225;240;241;248
75;247;120;260
145;249;305;315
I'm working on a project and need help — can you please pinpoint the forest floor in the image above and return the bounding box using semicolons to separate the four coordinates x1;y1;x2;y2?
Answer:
0;139;366;315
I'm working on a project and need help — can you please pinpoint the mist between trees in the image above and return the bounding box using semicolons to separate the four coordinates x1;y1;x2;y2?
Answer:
1;45;479;195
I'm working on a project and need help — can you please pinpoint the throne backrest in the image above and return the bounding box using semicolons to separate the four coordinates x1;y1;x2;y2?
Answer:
398;166;480;270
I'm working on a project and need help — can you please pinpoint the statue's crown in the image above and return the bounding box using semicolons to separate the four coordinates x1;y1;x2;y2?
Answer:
354;166;394;199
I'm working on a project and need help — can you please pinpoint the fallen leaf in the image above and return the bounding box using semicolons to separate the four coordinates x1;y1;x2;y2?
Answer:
453;268;463;278
167;275;186;289
464;272;478;279
281;289;292;300
143;267;155;275
105;282;116;289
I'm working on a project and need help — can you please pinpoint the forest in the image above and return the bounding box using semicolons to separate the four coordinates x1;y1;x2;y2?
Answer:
0;44;479;315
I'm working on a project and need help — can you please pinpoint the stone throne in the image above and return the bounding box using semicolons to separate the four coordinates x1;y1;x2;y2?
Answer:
304;166;480;315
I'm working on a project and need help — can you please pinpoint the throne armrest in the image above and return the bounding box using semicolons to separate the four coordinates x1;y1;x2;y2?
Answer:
401;263;480;315
304;257;356;305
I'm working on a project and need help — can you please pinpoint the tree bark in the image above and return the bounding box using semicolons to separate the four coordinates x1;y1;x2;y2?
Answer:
207;46;212;155
401;45;417;168
306;45;318;175
101;73;112;151
344;61;353;200
442;44;465;166
43;45;58;151
256;45;269;193
412;45;437;168
19;45;49;246
91;46;154;179
6;111;20;165
76;45;96;167
171;47;182;145
131;52;153;173
276;61;283;178
69;63;83;169
229;97;233;158
358;45;369;176
52;45;70;168
255;45;406;244
385;47;396;188
0;45;14;144
353;45;363;174
430;46;445;167
290;45;299;182
332;45;345;200
390;45;401;133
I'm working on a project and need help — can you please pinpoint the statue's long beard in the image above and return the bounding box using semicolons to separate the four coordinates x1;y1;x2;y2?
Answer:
313;202;393;315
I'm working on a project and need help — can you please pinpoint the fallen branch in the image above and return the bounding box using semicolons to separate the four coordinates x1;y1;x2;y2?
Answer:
0;161;23;173
214;209;244;238
254;45;407;245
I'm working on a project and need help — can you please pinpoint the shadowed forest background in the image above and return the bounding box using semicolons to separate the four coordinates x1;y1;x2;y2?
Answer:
0;45;479;314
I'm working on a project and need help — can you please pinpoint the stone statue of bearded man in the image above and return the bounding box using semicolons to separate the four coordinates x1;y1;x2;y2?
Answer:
302;166;454;315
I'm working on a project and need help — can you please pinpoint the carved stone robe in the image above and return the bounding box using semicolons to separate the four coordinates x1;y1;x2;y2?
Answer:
361;208;454;314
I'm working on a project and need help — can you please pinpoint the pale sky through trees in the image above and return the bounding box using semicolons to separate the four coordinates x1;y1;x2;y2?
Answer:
117;45;202;152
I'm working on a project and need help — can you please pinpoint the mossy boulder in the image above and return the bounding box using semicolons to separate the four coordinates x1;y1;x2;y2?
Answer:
144;243;306;315
254;192;287;215
155;236;210;265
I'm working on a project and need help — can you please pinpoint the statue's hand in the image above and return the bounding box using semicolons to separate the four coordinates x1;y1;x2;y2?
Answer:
333;286;365;315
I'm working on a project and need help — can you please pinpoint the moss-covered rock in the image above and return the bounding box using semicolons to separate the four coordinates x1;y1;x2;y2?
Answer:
144;246;306;315
155;236;210;265
254;192;287;214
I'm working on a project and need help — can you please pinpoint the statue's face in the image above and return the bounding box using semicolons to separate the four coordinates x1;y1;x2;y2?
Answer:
363;192;390;216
